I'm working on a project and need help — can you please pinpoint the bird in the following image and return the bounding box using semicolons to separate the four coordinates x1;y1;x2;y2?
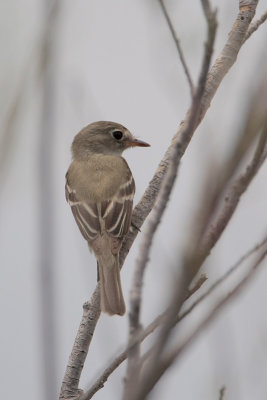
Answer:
65;121;150;316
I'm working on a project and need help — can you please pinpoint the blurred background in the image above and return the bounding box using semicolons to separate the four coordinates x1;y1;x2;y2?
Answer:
1;1;267;399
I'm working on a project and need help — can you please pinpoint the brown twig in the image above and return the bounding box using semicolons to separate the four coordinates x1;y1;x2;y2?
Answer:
185;274;208;300
158;0;195;97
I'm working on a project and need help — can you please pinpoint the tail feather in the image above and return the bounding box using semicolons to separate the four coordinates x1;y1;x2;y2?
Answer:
98;254;125;316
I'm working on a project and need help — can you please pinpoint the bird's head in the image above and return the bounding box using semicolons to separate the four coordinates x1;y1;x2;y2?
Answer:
72;121;150;159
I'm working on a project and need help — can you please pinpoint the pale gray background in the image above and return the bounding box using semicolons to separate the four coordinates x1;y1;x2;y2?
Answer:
1;1;267;399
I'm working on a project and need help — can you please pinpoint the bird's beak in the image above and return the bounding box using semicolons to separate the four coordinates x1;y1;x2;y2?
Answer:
125;138;150;148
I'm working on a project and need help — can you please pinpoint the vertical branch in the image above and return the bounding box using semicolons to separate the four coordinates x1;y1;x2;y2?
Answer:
158;0;195;97
38;2;60;399
123;5;217;400
60;288;101;400
199;0;259;119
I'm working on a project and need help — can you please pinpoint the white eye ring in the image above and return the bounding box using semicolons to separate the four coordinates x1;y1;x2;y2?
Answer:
112;130;123;141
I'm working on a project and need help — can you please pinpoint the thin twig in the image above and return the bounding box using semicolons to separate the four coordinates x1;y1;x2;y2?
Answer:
184;274;208;300
158;0;195;97
244;10;267;42
178;236;267;323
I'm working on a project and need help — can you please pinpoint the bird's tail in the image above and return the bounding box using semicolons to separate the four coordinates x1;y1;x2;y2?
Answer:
97;253;125;316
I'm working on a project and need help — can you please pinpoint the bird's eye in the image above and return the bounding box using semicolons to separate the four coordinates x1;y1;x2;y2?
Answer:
112;130;123;141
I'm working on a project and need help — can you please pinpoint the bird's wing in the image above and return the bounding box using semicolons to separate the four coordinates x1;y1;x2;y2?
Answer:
65;170;135;245
100;173;135;238
65;179;100;242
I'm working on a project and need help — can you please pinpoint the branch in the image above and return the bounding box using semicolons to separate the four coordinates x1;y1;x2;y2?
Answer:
199;0;259;120
178;237;267;323
136;244;267;398
123;6;217;399
184;274;208;300
244;10;267;42
219;386;226;400
0;1;59;185
59;288;101;399
158;0;195;97
201;127;267;258
60;1;261;398
200;0;214;21
128;78;267;398
81;236;267;399
120;0;259;279
189;70;267;258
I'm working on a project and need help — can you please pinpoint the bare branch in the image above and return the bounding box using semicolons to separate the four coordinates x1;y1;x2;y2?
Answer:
38;2;61;399
65;78;266;400
82;236;267;399
82;313;165;400
123;7;217;399
199;0;259;120
123;312;142;398
189;71;267;261
201;127;267;258
185;274;208;300
0;1;59;184
129;79;267;398
158;0;194;97
136;245;267;397
179;237;267;323
120;0;259;277
200;0;214;21
60;2;262;397
244;10;267;42
59;287;101;399
219;386;226;400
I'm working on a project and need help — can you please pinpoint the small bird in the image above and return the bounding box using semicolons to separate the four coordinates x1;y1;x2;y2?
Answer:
65;121;150;316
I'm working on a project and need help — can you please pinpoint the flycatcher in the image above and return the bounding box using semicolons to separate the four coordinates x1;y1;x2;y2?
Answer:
66;121;150;316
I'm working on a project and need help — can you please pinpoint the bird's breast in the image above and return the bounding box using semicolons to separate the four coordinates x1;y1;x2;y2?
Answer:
67;155;131;203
